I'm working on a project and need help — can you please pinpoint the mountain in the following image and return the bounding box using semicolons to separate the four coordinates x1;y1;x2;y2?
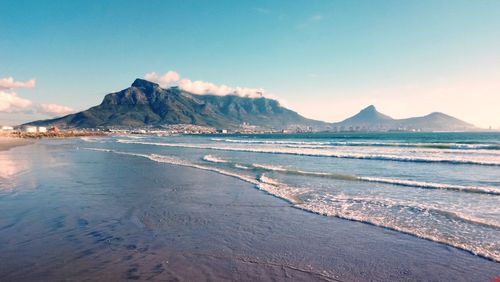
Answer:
27;79;327;130
26;79;478;132
395;112;477;131
332;105;394;131
332;105;477;132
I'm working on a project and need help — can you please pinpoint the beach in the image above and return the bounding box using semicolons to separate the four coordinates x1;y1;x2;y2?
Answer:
0;137;34;152
0;138;498;281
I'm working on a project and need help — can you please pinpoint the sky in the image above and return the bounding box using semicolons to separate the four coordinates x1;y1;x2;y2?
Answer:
1;0;499;128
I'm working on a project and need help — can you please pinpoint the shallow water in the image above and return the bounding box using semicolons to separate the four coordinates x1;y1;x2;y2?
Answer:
81;132;500;262
0;137;499;281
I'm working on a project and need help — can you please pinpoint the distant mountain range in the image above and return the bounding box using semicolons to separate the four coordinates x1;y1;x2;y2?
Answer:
331;105;477;132
26;78;477;132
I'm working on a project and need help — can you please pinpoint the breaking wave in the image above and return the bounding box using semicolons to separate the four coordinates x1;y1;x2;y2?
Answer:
84;147;500;261
211;138;500;150
200;155;500;195
118;140;500;166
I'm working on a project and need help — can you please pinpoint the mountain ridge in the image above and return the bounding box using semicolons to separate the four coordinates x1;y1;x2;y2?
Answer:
331;105;476;131
26;79;478;132
27;79;327;130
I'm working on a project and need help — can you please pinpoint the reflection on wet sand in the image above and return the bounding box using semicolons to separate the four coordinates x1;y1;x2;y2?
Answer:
0;148;34;192
0;154;29;178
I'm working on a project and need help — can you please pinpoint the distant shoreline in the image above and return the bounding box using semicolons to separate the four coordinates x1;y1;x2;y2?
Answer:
0;131;107;151
0;131;108;139
0;137;34;152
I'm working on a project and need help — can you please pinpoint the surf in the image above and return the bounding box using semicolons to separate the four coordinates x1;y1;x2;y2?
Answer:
117;139;500;166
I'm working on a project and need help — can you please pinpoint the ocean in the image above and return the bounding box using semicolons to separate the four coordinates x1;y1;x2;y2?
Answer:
81;131;500;262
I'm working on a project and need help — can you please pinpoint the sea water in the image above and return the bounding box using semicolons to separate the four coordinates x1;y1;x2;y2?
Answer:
81;132;500;262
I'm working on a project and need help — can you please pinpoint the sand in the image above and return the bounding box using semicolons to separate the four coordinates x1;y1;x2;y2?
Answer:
0;141;498;281
0;137;34;151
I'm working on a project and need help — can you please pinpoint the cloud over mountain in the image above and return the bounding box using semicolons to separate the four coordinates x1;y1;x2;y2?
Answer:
144;71;266;98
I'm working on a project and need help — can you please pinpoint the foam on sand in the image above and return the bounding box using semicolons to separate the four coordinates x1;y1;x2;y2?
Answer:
84;147;500;262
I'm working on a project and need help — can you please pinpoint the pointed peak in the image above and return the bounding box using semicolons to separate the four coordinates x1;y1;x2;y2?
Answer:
428;111;445;116
131;78;159;89
361;105;377;112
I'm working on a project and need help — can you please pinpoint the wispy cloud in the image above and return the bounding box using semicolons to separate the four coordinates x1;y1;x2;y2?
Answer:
0;76;74;118
0;77;36;90
0;91;33;112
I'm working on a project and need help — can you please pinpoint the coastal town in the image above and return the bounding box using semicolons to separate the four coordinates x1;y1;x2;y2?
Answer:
0;122;319;139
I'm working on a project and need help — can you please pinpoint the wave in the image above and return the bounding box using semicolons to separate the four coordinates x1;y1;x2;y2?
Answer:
358;176;500;195
83;147;500;262
297;194;500;262
307;193;500;230
250;162;500;195
212;138;500;150
202;155;229;163
252;163;289;172
234;164;251;170
83;148;303;204
199;154;500;195
118;140;500;166
80;137;107;143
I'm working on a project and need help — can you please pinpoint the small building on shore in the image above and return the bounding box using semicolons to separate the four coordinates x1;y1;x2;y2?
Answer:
20;126;47;133
21;126;38;133
1;126;14;131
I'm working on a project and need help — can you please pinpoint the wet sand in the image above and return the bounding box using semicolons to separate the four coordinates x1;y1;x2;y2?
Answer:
0;137;33;151
0;142;498;281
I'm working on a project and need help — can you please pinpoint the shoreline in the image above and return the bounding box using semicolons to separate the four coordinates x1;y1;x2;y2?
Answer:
0;141;498;281
89;147;500;262
0;137;34;151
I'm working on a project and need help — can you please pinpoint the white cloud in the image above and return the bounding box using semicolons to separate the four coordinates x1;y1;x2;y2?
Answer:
0;91;33;112
144;71;180;88
0;77;36;90
37;103;75;116
0;76;74;118
144;70;267;98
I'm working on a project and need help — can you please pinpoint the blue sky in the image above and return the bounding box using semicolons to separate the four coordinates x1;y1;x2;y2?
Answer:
1;0;499;127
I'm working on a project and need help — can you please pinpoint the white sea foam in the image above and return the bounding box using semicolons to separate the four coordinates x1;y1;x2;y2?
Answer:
296;194;500;262
80;137;106;143
84;146;500;262
202;154;229;163
252;163;288;172
83;147;303;204
358;176;500;195
240;161;500;195
117;139;500;166
213;138;500;150
258;174;281;186
234;164;251;170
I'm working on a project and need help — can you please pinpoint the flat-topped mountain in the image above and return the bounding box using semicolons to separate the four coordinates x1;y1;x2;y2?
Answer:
27;79;327;130
332;105;477;131
26;79;478;132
